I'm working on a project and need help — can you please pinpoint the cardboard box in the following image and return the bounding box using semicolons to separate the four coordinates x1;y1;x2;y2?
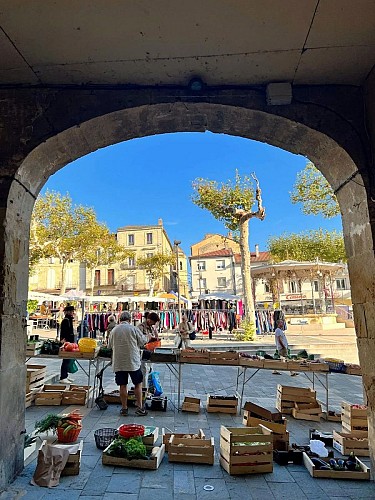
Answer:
333;430;369;457
168;435;214;465
303;452;369;480
209;351;239;365
220;425;273;475
181;396;200;413
162;428;205;453
102;444;165;470
207;395;238;414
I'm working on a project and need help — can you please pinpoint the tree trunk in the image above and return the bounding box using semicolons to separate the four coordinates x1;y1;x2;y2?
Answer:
149;278;155;296
60;259;67;294
91;268;95;296
239;219;255;322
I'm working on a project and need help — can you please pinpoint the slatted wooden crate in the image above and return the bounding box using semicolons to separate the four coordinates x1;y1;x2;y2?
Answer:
209;351;239;365
239;357;264;368
26;364;47;392
102;444;165;470
35;388;64;406
162;428;205;452
181;396;200;413
276;385;317;415
58;348;99;359
333;430;369;457
168;435;214;465
243;401;283;422
263;360;288;370
26;341;44;356
341;402;368;437
303;452;370;480
243;416;289;451
292;401;324;421
207;395;238;414
220;425;273;475
61;385;90;405
180;350;210;364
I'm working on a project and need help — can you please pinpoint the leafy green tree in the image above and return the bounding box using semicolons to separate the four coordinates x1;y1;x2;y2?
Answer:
268;229;346;263
137;252;176;296
30;190;120;293
192;171;265;326
290;162;340;218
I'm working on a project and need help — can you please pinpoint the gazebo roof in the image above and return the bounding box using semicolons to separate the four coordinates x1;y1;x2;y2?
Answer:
251;259;345;279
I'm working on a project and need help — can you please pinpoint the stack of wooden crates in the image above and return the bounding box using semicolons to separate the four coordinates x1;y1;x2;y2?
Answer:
243;401;289;451
276;384;323;421
333;402;369;456
26;364;46;407
219;425;273;475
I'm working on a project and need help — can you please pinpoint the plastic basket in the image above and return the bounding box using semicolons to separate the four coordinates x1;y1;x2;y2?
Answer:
326;361;347;373
94;428;118;450
118;424;145;439
57;426;81;443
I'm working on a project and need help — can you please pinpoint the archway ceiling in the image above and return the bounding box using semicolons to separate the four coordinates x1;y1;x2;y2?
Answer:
0;1;374;86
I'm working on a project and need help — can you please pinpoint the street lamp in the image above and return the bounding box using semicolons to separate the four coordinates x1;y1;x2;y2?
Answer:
174;240;182;321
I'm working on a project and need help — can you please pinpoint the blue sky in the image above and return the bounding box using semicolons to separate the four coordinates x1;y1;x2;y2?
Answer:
43;132;342;256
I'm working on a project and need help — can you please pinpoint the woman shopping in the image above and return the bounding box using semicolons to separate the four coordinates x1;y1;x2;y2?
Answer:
175;314;193;349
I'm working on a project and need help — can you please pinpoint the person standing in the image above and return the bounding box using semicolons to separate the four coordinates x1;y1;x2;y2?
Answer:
59;305;76;383
175;314;192;349
105;315;117;343
272;319;298;376
137;311;160;387
108;310;148;416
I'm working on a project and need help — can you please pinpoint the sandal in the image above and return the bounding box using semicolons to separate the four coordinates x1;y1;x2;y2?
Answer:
120;408;128;416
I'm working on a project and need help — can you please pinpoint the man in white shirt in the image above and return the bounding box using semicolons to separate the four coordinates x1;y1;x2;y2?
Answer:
273;319;298;376
108;311;148;416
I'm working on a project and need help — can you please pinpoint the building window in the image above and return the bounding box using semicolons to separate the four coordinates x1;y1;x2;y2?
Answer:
199;278;206;290
218;277;226;287
179;261;183;271
94;270;101;286
128;234;134;245
108;269;114;285
216;260;225;270
146;253;153;258
264;283;270;293
146;232;153;244
336;278;346;290
314;280;320;292
48;257;54;264
197;261;206;271
128;257;135;267
289;280;301;293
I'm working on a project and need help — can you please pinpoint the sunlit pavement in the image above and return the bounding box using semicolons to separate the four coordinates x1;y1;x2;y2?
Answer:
4;354;374;499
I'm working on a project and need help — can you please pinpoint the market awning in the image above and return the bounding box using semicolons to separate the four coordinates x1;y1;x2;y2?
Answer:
28;291;66;303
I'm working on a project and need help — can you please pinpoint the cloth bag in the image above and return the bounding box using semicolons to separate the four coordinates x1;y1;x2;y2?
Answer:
67;359;78;374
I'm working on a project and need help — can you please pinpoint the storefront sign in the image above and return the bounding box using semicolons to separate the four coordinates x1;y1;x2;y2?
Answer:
285;294;307;300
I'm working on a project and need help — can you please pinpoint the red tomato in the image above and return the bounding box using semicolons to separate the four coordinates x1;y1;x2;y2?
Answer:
64;343;75;352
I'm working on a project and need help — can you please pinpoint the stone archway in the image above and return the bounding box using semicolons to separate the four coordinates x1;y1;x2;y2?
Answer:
1;94;374;487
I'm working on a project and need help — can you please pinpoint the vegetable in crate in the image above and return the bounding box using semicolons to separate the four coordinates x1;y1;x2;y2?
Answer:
105;436;147;460
35;414;61;434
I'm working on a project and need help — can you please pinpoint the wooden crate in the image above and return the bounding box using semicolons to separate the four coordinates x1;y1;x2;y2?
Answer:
180;350;210;364
243;415;287;434
142;427;159;446
58;348;99;359
243;401;282;422
26;364;47;389
209;351;239;366
326;411;342;422
181;396;200;413
207;395;238;414
26;341;44;356
35;389;64;406
162;428;205;452
62;387;88;405
286;360;310;371
38;440;83;476
168;435;214;465
333;430;369;457
345;365;362;376
308;362;330;372
220;425;273;475
292;409;323;422
239;357;264;368
102;444;165;470
303;452;370;480
341;402;368;436
263;360;288;370
25;388;40;408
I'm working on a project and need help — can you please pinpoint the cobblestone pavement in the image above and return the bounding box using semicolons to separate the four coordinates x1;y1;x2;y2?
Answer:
2;359;374;499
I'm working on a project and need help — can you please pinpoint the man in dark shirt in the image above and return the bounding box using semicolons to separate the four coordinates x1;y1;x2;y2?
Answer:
59;305;75;383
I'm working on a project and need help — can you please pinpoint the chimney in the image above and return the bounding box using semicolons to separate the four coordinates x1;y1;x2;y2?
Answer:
255;244;259;257
227;231;233;239
158;218;163;226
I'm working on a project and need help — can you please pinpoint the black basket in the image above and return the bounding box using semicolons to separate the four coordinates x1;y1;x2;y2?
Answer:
94;428;118;450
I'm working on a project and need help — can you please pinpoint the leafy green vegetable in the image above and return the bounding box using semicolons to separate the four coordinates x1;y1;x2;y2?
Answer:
105;436;147;460
35;414;60;433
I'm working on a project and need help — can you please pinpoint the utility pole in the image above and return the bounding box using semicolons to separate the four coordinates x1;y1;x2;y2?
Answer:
174;240;182;321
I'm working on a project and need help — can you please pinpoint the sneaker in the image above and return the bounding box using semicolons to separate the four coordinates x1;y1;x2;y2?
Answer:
135;406;148;416
272;371;282;375
67;377;74;382
120;408;128;416
290;372;299;376
59;378;70;384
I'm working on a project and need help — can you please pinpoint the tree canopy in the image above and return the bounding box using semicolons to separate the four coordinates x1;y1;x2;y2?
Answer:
290;162;340;218
268;229;346;263
137;252;176;295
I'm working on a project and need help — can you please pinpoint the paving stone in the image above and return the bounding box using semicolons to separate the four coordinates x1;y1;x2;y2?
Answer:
193;478;230;500
102;494;138;500
106;473;141;493
174;470;196;494
138;487;174;500
43;489;82;499
193;464;224;479
80;475;111;496
289;472;329;499
267;482;308;499
265;464;296;483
